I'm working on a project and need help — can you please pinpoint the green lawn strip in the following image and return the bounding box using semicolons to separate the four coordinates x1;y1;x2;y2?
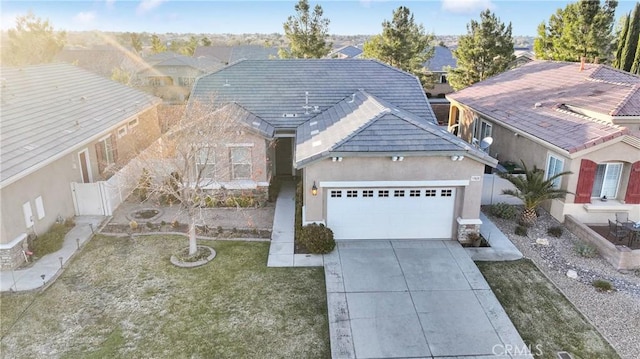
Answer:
476;259;619;359
1;235;329;358
0;292;38;338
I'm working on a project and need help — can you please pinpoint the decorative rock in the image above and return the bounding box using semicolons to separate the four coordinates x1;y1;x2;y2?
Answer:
566;269;578;279
536;238;550;246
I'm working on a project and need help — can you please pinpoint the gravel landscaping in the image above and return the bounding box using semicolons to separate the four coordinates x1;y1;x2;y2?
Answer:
484;206;640;359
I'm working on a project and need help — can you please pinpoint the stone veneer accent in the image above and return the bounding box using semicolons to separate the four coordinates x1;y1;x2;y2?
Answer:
565;215;640;270
457;217;482;244
0;234;27;270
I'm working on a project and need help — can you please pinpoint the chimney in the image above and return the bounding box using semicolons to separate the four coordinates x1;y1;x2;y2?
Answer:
579;57;586;71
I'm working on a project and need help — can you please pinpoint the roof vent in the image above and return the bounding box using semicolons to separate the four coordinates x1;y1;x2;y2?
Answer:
252;121;261;127
348;93;356;103
224;80;230;87
310;129;319;136
309;121;318;126
312;105;321;113
23;144;37;151
283;113;298;118
534;102;542;108
80;96;87;101
64;129;75;134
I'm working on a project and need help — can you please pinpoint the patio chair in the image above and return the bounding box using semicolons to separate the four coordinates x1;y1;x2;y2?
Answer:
608;219;630;243
615;212;631;224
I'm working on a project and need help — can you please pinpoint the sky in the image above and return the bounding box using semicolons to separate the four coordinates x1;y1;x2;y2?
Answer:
0;0;637;36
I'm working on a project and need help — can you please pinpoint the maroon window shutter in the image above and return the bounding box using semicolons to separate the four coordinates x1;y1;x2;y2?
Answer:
575;159;597;203
95;142;104;173
625;161;640;204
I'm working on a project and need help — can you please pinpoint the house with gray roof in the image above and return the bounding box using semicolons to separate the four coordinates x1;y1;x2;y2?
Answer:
138;52;224;102
193;45;280;64
447;60;640;224
188;59;496;241
424;46;458;125
326;45;363;59
0;63;161;269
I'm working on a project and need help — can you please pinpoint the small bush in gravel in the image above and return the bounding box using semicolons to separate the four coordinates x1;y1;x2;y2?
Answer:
592;279;614;292
574;243;598;258
514;225;528;236
489;203;516;220
547;226;563;238
299;223;336;254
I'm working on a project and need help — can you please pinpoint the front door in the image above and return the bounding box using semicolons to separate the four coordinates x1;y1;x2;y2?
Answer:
275;137;293;176
78;149;92;183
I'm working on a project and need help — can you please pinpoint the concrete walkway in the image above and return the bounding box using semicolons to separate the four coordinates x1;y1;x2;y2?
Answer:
465;212;524;261
0;216;106;292
325;240;532;359
267;180;323;267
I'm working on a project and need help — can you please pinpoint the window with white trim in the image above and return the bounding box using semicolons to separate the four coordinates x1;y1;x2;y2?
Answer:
96;135;117;171
591;163;623;199
128;118;139;128
117;126;127;138
545;154;564;189
195;147;215;180
229;147;251;180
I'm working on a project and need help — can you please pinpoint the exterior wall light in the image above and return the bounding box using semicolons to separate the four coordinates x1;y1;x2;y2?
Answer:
451;155;464;161
332;157;343;162
311;181;318;196
392;156;405;162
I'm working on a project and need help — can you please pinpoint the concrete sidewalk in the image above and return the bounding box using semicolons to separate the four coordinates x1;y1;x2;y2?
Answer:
0;216;106;292
267;180;323;267
465;212;524;261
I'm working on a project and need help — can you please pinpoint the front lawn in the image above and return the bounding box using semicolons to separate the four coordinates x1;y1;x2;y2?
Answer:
0;235;329;358
477;259;619;359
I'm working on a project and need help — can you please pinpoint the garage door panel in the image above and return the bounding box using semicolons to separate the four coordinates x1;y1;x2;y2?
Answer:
327;188;455;240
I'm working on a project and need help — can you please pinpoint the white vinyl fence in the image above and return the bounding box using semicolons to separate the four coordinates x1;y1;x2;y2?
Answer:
481;174;524;206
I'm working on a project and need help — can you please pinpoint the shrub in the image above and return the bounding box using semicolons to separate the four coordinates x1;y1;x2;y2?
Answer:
129;220;138;230
172;220;180;228
204;196;215;208
574;243;598;258
489;202;516;220
136;168;152;201
592;279;614;292
514;225;528;236
146;222;154;229
31;223;69;257
299;223;336;254
547;226;563;238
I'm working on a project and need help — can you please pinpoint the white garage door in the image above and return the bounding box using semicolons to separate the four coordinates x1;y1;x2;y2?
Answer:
326;188;456;240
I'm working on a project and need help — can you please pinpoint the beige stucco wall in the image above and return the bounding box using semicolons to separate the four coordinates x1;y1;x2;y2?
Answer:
1;152;80;245
302;155;486;232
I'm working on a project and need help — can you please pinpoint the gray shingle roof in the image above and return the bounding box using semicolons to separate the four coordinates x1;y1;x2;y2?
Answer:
328;45;363;59
190;59;436;129
194;45;280;63
295;91;495;167
424;46;457;72
0;63;161;186
217;103;275;138
448;61;638;153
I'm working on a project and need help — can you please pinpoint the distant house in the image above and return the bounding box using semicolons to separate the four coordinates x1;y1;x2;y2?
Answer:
188;59;496;242
193;45;281;64
0;63;161;269
424;46;458;125
138;51;224;101
55;44;143;79
447;61;640;224
326;45;363;59
510;47;535;68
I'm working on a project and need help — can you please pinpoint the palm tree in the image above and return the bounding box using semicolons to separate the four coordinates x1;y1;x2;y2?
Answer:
499;161;572;226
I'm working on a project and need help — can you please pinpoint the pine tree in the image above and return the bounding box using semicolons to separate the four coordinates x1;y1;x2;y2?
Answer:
448;10;515;91
613;13;630;69
150;34;167;54
621;2;640;72
201;37;212;47
362;6;434;87
631;34;640;74
5;11;66;65
130;32;143;54
534;0;618;63
279;0;331;59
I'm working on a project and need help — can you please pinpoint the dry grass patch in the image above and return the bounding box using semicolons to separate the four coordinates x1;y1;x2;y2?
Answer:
1;235;329;358
477;259;619;359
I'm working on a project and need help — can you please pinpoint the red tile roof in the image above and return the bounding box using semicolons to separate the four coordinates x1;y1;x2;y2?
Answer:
448;61;639;153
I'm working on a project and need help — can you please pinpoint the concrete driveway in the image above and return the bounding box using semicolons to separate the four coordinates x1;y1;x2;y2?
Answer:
324;240;532;359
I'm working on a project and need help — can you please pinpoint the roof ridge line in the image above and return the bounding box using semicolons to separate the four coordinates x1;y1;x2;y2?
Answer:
610;84;640;116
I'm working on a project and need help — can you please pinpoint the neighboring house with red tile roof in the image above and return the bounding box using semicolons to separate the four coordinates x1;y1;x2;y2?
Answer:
447;61;640;224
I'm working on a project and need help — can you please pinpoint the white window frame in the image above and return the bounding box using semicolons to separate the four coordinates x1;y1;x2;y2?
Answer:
472;117;492;143
23;202;34;228
195;146;216;180
545;154;565;189
229;146;252;180
99;135;117;168
439;74;447;84
117;126;128;138
591;163;623;199
128;118;139;128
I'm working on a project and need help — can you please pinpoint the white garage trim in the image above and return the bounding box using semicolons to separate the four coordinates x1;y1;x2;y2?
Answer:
319;180;469;188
